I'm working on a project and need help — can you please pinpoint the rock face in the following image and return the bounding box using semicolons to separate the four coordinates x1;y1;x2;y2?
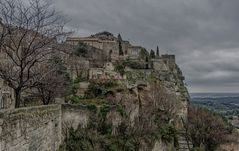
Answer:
0;59;190;151
61;55;190;150
177;130;193;151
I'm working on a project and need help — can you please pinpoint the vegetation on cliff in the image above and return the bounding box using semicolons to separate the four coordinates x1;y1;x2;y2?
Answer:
61;80;180;151
185;106;232;151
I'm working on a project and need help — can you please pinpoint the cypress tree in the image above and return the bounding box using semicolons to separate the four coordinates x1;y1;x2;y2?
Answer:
145;56;149;69
156;46;159;57
118;34;124;56
150;50;155;59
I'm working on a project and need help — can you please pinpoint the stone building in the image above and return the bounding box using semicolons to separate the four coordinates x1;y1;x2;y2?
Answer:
161;54;176;69
65;31;142;61
151;59;169;71
89;62;125;80
152;54;176;71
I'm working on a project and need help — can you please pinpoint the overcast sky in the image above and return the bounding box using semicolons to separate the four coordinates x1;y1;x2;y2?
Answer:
54;0;239;93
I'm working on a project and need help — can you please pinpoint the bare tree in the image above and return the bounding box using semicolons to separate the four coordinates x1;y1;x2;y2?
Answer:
142;82;179;124
68;54;89;80
187;106;230;150
0;0;68;108
32;60;69;105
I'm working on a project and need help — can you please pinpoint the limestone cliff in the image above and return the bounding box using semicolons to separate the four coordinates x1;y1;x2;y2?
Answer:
0;50;190;151
61;52;190;151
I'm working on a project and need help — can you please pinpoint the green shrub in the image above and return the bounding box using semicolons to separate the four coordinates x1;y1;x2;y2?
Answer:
116;105;127;117
139;48;149;60
159;124;178;143
74;42;88;57
123;60;145;69
63;127;95;151
70;78;81;95
65;95;81;104
86;104;97;113
100;104;111;118
114;59;146;75
191;147;206;151
65;128;86;151
114;64;125;76
85;81;117;99
126;70;146;84
107;144;119;151
97;121;112;135
167;146;176;151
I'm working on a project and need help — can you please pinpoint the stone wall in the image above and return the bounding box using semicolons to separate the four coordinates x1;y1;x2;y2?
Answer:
61;104;90;130
0;80;14;109
0;105;62;151
0;104;89;151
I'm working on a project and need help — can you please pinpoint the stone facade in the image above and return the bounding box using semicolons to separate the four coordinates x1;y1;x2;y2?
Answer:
89;62;126;81
128;46;142;59
65;32;142;61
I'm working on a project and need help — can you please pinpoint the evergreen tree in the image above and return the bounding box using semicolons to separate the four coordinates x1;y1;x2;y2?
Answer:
139;48;149;60
156;46;160;57
145;56;149;69
74;42;88;57
150;50;155;59
118;34;124;56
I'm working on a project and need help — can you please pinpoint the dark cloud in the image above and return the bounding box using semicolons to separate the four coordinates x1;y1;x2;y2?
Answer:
54;0;239;93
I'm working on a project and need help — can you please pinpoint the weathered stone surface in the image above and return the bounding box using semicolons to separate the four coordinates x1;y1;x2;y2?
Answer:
0;104;98;151
0;105;62;151
61;104;90;129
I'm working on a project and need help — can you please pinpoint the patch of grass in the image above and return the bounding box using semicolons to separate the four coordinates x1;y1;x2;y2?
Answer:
116;105;127;117
65;95;82;104
100;104;111;118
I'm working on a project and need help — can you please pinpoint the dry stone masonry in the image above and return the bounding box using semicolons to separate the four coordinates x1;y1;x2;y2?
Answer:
0;104;97;151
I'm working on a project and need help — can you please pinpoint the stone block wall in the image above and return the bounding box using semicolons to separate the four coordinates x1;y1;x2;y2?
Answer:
0;105;62;151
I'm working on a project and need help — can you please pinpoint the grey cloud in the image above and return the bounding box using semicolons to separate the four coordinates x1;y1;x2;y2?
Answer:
54;0;239;92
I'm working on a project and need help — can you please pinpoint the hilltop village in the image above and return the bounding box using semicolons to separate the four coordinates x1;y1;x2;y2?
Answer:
0;31;189;110
0;20;236;151
0;24;191;150
1;0;239;150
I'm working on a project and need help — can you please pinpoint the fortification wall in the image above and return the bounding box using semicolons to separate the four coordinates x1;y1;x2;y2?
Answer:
0;104;93;151
0;105;62;151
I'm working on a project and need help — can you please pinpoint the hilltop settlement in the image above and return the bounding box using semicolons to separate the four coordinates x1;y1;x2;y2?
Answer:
0;1;237;150
0;17;191;150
